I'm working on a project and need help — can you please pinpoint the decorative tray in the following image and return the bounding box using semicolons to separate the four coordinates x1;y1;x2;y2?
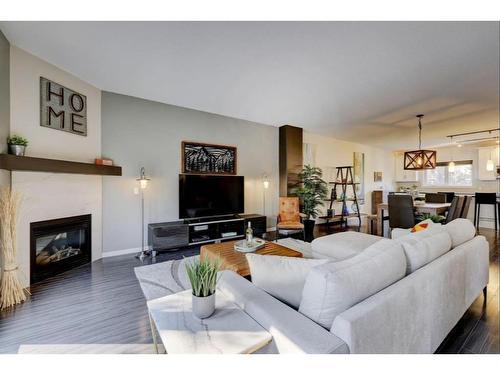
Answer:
234;238;266;253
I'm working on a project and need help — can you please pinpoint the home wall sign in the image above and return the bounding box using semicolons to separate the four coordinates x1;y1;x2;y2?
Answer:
40;77;87;136
182;141;237;175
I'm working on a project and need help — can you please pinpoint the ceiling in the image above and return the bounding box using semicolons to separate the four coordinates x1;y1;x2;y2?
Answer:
1;21;498;150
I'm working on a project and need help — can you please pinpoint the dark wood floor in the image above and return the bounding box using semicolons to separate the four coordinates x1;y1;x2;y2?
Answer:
0;225;498;354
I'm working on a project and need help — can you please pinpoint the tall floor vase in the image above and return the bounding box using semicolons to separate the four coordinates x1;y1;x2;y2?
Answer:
0;188;27;309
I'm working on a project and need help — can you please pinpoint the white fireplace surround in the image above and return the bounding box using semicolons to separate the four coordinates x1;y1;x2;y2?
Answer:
9;47;102;286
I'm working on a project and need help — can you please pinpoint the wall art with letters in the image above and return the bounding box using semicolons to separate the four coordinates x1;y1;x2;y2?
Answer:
40;77;87;136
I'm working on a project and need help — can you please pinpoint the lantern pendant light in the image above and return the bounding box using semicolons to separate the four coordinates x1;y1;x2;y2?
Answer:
403;114;437;170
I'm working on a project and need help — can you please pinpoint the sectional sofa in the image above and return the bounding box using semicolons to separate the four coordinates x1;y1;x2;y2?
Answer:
217;219;489;353
135;218;489;354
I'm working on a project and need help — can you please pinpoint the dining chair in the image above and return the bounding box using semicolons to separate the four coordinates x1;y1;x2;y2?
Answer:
438;192;455;203
425;193;447;203
474;193;498;231
277;197;304;239
445;196;465;224
460;196;472;219
388;194;416;229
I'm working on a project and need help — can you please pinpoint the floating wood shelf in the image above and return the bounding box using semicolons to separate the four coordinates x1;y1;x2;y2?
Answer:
0;154;122;176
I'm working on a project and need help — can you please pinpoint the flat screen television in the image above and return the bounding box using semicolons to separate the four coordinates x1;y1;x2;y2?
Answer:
179;175;244;219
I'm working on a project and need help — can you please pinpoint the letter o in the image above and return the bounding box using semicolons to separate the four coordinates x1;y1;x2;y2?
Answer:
70;94;85;112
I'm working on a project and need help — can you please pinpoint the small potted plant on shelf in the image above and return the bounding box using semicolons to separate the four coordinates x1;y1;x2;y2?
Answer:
7;135;29;156
185;256;221;319
293;165;328;242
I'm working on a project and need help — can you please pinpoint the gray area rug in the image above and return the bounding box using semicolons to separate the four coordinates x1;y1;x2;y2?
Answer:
134;256;196;301
134;238;313;301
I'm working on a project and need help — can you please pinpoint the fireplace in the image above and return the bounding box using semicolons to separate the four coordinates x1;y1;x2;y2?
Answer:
30;214;91;284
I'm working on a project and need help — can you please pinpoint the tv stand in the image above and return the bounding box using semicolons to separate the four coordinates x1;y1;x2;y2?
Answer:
148;214;266;251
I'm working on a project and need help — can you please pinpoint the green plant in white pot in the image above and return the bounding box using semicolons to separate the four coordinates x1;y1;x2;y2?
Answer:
185;256;221;319
7;135;29;156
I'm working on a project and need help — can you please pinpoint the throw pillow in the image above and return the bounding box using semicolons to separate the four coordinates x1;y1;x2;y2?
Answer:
245;254;329;309
410;218;435;233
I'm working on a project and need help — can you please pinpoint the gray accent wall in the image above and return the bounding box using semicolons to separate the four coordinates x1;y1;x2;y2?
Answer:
101;92;279;255
0;30;9;187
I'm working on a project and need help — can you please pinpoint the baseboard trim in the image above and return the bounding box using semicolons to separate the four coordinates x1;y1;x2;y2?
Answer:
102;247;143;258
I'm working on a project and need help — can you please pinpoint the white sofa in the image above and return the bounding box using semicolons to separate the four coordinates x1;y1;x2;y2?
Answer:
217;219;489;354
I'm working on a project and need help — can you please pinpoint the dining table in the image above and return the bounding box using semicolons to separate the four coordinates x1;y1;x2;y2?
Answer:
376;202;451;236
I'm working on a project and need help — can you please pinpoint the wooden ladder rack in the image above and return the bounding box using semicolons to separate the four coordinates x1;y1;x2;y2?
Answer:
325;166;362;229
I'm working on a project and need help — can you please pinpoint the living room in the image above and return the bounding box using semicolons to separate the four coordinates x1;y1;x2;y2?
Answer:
0;2;499;373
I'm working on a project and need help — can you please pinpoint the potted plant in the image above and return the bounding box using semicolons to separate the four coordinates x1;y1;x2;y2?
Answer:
293;165;328;242
417;213;445;224
7;135;29;156
185;256;221;319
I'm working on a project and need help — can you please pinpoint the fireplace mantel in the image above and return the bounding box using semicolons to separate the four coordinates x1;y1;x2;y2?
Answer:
0;154;122;176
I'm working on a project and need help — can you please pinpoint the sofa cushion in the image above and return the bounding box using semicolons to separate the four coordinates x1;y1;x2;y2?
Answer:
298;239;406;329
443;218;477;248
396;230;452;274
311;231;382;260
245;254;329;308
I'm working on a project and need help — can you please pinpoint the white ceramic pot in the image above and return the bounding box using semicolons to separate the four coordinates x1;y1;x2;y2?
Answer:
192;293;215;319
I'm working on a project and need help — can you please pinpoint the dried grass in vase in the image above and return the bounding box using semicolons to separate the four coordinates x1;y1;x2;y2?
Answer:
0;187;28;309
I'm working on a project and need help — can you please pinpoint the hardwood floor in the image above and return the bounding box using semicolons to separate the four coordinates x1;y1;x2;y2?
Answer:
0;225;498;354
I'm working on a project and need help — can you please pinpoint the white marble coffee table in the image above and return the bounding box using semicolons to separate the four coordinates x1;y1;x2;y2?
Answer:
147;289;272;354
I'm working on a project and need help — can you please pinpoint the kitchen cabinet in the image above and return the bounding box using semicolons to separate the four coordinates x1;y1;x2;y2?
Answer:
478;146;499;181
394;153;418;182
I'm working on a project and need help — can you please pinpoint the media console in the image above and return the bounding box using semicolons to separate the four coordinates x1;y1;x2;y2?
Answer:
148;214;266;252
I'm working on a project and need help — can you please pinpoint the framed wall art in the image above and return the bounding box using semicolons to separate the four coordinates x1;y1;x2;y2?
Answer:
182;141;237;175
353;152;365;204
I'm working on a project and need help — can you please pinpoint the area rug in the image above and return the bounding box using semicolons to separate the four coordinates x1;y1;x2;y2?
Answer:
134;238;313;301
17;343;164;354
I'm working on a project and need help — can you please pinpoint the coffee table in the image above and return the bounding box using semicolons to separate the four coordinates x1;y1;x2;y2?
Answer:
147;289;272;354
200;239;302;277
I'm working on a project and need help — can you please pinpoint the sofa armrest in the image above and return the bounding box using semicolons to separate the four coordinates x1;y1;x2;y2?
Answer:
217;270;348;354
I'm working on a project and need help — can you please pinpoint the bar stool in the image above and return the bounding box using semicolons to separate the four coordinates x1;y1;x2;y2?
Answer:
474;193;498;231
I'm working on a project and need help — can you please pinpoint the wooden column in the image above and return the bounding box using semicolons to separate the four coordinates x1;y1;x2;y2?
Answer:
279;125;303;197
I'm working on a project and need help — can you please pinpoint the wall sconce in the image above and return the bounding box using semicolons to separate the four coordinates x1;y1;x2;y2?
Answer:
262;174;269;216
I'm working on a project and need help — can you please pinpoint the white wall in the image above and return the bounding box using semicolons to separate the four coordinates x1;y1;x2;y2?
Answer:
0;30;9;188
303;131;395;219
101;92;279;256
9;47;102;285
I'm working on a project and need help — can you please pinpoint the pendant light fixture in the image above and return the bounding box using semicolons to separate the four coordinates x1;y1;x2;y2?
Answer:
404;114;437;170
448;136;455;173
486;148;494;172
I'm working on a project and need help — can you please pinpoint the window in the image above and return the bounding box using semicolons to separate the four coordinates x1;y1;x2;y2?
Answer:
422;161;472;187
